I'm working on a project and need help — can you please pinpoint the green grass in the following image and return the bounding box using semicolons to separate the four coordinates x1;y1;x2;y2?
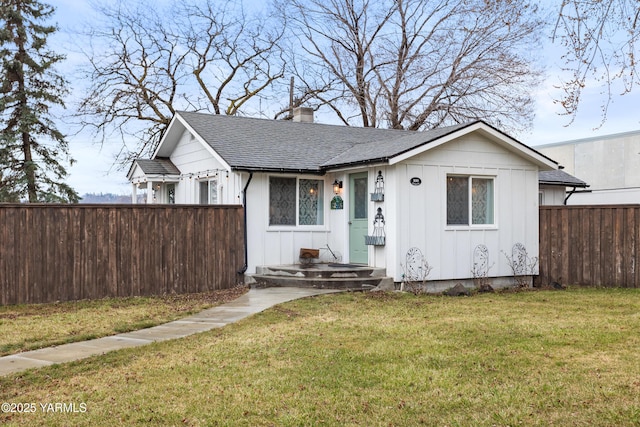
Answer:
0;287;247;356
1;288;640;426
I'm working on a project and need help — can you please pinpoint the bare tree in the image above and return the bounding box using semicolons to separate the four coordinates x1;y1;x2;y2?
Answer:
278;0;394;127
552;0;640;124
76;0;284;166
279;0;544;133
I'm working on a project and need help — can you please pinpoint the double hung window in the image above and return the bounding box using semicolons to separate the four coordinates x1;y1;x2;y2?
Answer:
447;176;495;226
269;177;324;226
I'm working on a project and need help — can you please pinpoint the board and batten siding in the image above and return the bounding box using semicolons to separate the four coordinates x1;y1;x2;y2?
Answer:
169;129;243;204
392;133;541;281
245;173;334;273
539;184;567;206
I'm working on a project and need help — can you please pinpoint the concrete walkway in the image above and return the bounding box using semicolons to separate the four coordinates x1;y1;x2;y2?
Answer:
0;287;340;377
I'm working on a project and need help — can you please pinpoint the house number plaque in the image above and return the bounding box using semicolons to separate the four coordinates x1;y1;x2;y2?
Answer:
410;177;422;186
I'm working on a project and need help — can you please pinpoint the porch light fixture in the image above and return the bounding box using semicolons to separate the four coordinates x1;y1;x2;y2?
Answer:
332;179;343;195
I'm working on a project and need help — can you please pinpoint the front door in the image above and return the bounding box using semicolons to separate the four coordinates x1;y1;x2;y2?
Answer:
349;172;368;264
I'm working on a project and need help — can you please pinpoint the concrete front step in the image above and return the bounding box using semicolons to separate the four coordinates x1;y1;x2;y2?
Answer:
251;264;392;290
256;264;386;279
251;274;393;290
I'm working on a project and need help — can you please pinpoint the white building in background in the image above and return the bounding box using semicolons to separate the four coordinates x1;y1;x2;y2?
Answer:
537;130;640;205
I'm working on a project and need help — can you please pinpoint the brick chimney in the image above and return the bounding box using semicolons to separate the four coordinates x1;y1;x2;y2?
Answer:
292;107;314;123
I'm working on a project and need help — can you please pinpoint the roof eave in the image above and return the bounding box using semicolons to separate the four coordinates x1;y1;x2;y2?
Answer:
540;181;589;188
322;158;391;171
152;115;185;159
231;166;326;175
130;174;181;184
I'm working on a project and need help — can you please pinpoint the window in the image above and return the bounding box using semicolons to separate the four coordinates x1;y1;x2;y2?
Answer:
269;177;324;226
199;179;218;205
167;183;175;204
447;176;494;226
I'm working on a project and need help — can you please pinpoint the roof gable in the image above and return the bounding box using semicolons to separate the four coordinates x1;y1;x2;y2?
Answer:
387;122;557;170
126;157;180;180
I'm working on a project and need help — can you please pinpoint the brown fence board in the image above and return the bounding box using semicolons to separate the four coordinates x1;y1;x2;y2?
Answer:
538;205;640;288
0;204;244;305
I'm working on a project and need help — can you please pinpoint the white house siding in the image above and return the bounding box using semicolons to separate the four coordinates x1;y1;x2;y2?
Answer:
392;133;540;282
244;167;398;274
245;173;334;273
539;185;566;206
128;164;153;204
368;166;392;272
129;164;146;185
169;130;243;204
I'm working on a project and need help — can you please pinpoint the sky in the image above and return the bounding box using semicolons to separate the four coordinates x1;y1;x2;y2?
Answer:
47;0;640;196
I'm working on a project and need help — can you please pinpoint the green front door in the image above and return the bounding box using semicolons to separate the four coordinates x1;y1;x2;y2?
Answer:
349;172;368;264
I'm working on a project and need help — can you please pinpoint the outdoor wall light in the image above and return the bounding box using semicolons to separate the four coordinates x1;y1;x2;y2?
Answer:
333;179;343;195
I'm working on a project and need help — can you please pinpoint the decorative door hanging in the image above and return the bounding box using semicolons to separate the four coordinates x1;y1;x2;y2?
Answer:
365;207;386;246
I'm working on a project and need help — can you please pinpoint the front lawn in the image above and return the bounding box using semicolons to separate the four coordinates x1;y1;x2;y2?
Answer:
0;286;247;356
1;288;639;426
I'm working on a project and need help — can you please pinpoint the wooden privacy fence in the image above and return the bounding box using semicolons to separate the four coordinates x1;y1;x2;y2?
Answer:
538;205;640;288
0;204;244;305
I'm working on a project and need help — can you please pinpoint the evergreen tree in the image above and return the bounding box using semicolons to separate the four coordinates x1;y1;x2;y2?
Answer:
0;0;78;203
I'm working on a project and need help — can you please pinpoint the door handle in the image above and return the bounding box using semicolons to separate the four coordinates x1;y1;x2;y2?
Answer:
348;221;352;225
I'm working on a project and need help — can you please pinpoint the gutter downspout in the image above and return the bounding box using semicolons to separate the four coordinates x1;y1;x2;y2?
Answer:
564;184;590;205
237;172;254;276
563;186;577;205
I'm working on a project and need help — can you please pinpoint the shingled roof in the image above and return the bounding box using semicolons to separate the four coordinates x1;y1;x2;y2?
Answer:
539;169;588;188
149;111;556;174
132;158;180;175
173;111;474;173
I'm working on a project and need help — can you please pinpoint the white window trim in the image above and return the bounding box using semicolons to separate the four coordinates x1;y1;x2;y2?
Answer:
267;175;327;229
445;174;497;230
199;178;219;205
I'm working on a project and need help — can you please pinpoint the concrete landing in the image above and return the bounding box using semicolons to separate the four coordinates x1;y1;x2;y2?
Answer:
0;287;341;377
251;264;393;290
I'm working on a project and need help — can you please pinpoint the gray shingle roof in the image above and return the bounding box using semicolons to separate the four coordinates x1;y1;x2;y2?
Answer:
321;125;470;168
176;111;474;173
539;169;588;187
135;158;180;175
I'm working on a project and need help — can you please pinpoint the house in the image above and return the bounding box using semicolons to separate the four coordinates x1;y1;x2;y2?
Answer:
128;109;559;289
537;129;640;204
538;169;589;205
